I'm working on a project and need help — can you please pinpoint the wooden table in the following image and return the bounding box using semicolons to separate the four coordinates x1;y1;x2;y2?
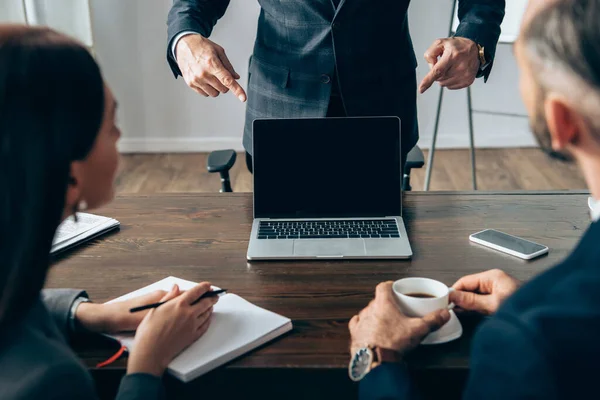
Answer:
48;191;591;399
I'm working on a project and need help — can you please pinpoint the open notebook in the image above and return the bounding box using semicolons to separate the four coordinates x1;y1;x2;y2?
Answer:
52;212;120;254
106;277;293;382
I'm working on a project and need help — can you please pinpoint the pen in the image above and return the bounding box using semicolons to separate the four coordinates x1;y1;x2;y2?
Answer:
129;289;228;313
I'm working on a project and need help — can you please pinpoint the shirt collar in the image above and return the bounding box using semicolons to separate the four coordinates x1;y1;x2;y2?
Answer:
589;197;600;222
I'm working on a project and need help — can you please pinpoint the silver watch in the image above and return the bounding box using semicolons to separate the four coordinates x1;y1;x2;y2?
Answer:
348;347;375;382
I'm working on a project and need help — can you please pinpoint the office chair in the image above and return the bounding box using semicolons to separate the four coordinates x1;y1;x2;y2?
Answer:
207;145;425;192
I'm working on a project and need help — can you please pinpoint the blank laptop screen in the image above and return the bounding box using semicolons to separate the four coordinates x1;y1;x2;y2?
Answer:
252;117;402;219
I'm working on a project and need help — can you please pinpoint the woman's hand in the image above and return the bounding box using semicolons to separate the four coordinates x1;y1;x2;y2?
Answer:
76;290;168;333
126;283;218;377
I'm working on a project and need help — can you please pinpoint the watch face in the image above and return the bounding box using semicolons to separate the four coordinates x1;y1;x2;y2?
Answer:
348;347;374;382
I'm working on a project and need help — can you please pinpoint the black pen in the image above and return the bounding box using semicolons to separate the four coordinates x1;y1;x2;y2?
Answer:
129;289;228;313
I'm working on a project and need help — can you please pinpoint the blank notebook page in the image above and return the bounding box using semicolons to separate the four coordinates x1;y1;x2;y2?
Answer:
108;276;292;382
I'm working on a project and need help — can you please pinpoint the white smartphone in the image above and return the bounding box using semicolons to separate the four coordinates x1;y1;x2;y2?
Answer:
469;229;549;260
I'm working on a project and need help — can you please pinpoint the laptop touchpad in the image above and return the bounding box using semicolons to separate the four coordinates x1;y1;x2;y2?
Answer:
293;239;367;256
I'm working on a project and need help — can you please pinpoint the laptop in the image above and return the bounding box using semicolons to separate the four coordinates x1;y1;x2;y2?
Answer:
247;116;412;260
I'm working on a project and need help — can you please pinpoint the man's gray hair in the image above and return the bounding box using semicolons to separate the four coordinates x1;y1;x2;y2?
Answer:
522;0;600;130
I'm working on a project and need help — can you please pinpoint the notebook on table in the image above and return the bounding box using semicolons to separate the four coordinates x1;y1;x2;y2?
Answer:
52;212;120;254
106;276;293;382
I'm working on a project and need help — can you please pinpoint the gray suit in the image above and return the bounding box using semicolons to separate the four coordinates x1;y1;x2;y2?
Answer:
0;289;165;400
167;0;505;158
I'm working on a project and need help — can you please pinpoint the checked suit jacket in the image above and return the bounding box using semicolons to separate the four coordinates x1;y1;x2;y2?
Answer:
167;0;505;156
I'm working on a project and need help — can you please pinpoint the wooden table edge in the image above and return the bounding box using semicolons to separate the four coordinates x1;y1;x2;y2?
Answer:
113;190;590;199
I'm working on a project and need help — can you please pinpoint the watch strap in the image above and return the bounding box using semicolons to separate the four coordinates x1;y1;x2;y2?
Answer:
374;347;403;364
477;43;490;72
349;346;404;382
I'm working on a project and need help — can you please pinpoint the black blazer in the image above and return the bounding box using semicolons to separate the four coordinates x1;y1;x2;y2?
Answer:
0;290;164;400
167;1;505;155
360;220;600;399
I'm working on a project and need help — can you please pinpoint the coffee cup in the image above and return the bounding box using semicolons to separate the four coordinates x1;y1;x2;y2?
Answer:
392;277;454;318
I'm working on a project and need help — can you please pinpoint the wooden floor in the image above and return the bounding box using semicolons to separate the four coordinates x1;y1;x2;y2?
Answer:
116;148;586;194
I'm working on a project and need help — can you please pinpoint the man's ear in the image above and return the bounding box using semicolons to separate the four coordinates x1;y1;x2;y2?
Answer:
544;94;580;152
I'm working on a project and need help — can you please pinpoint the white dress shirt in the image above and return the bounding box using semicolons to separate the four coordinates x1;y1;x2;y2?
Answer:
589;197;600;222
171;31;200;59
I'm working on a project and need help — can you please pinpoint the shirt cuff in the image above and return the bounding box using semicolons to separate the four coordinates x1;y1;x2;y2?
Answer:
171;31;202;60
69;296;91;334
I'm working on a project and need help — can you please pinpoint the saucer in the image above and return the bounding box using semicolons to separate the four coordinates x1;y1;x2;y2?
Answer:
421;310;462;345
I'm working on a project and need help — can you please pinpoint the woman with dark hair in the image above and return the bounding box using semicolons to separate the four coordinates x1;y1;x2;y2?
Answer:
0;25;216;399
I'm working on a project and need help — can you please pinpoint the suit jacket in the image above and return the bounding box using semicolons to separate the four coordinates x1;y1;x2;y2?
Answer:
167;0;505;155
0;289;165;400
360;220;600;399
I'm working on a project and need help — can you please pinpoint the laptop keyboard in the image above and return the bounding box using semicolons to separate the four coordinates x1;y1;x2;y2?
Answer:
257;220;400;239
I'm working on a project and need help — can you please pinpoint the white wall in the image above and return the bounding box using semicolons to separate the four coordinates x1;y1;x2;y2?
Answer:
1;0;535;151
0;0;26;22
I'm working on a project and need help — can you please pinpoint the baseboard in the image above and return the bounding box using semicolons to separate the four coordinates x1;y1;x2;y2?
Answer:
118;131;536;153
419;131;537;149
118;137;245;153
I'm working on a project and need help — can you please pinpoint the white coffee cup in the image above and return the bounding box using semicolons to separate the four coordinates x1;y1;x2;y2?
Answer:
392;277;454;318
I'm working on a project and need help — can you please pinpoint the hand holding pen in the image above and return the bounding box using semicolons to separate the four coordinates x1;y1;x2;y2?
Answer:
127;282;222;377
130;288;227;313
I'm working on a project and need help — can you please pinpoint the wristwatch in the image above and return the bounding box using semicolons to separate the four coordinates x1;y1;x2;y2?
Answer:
348;345;403;382
477;43;490;72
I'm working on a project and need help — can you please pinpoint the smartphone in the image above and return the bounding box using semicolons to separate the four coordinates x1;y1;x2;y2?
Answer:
469;229;549;260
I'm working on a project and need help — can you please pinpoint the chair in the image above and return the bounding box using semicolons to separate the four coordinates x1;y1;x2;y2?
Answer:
207;146;425;193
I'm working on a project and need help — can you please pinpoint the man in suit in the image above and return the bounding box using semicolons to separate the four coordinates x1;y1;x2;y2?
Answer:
349;0;600;398
166;1;505;171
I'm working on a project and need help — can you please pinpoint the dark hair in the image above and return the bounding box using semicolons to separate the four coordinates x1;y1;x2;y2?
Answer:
0;26;105;328
522;0;600;97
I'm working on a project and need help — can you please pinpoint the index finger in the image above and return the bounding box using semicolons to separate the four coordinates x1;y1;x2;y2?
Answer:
419;52;451;94
374;281;401;311
216;48;241;80
181;282;212;305
452;272;489;293
215;69;247;102
375;281;395;302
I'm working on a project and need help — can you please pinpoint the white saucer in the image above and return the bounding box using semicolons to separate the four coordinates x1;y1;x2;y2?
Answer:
421;310;462;345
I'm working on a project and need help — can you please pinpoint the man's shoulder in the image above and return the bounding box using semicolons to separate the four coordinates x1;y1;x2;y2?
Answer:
499;260;600;336
480;225;600;376
501;222;600;314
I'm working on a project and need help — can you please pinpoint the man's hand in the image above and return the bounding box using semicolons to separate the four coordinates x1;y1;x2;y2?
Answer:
76;290;168;334
450;269;520;315
419;37;480;94
176;34;247;102
349;282;451;362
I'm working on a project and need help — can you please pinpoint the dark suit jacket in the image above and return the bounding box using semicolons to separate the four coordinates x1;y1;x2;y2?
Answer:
360;220;600;399
167;0;505;155
0;290;165;400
